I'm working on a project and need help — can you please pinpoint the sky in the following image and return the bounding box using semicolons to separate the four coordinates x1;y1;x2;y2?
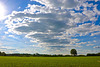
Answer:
0;0;100;55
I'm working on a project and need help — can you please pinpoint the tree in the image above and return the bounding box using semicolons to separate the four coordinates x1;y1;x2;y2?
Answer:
97;53;100;56
70;49;77;56
1;52;6;56
0;51;1;56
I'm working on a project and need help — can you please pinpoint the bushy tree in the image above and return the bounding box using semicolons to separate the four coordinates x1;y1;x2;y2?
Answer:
1;52;6;56
70;49;77;56
0;51;6;56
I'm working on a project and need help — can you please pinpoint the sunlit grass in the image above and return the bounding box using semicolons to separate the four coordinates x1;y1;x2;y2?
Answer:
0;56;100;67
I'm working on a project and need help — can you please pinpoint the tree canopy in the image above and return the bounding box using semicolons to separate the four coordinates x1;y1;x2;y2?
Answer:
70;49;77;56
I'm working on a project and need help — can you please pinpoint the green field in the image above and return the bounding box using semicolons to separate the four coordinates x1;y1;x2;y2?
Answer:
0;56;100;67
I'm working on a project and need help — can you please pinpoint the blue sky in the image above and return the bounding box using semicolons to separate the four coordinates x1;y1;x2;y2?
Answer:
0;0;100;55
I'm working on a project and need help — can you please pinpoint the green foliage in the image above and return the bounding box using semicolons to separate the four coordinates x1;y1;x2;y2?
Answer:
78;55;86;57
87;53;100;56
0;56;99;67
98;53;100;56
70;49;77;56
0;51;6;56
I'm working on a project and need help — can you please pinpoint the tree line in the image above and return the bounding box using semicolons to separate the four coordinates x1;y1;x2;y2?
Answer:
0;49;100;57
87;53;100;56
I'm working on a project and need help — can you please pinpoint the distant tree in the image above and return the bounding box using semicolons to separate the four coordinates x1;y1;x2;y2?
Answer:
70;49;77;56
0;51;6;56
35;53;40;56
87;53;100;56
65;55;71;57
97;53;100;56
1;52;6;56
78;55;85;56
0;51;1;56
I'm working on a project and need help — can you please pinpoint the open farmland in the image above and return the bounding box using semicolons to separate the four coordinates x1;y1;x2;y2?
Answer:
0;56;100;67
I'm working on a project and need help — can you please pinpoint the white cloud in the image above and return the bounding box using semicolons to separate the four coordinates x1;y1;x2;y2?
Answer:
76;42;87;45
93;40;96;43
1;36;6;39
83;10;96;19
78;49;100;55
8;35;17;39
65;23;100;36
18;7;21;9
91;32;100;36
0;46;16;53
86;44;95;46
4;0;100;52
93;46;100;48
31;0;80;9
0;42;2;45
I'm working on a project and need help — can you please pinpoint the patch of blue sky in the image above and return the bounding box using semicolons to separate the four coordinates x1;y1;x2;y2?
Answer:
87;1;100;10
1;36;29;49
97;3;100;11
87;1;98;5
73;9;83;13
1;0;44;15
30;1;45;6
0;25;7;35
87;6;94;10
95;16;100;25
76;16;100;26
76;21;92;26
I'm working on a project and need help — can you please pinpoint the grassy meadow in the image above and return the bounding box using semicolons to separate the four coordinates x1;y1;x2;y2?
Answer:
0;56;100;67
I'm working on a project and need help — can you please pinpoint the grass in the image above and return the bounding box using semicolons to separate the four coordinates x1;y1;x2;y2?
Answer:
0;56;100;67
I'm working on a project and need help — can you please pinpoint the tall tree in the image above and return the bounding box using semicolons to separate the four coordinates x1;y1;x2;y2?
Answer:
70;49;77;56
2;52;6;56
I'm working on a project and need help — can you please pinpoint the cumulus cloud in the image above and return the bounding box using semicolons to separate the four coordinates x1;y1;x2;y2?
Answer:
31;0;80;9
91;32;100;36
0;46;15;51
4;0;100;52
94;46;100;48
76;42;87;45
86;44;95;46
65;23;100;36
93;40;96;43
8;35;17;39
78;49;100;55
